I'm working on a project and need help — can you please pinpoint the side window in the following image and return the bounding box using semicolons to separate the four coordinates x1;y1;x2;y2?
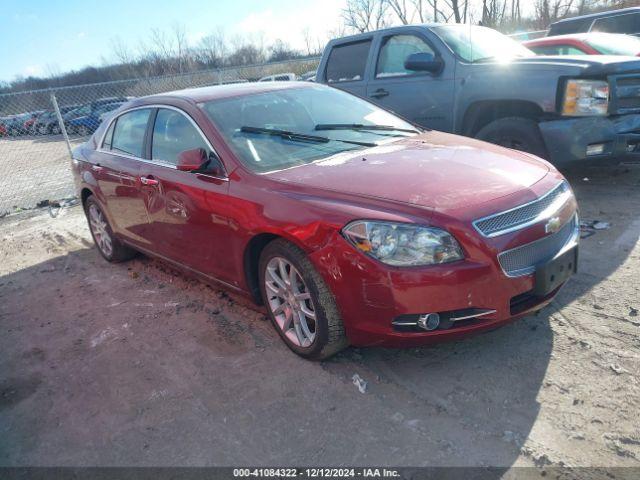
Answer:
593;13;640;34
102;120;116;149
325;40;371;83
560;46;587;55
376;34;435;78
531;45;562;55
531;45;585;55
151;109;210;165
111;109;151;158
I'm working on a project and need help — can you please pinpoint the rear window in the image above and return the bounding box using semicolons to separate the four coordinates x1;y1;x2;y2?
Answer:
325;40;371;83
592;12;640;34
111;109;151;158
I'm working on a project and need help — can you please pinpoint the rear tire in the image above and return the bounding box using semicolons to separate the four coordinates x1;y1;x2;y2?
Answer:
259;239;348;360
475;117;548;159
84;195;136;263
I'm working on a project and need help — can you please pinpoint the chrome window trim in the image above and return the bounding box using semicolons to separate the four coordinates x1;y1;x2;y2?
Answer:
497;213;580;278
96;104;229;181
472;181;571;238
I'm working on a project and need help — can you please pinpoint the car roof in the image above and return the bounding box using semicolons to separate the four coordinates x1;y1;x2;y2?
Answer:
551;7;640;26
327;22;467;44
134;81;318;105
525;32;625;44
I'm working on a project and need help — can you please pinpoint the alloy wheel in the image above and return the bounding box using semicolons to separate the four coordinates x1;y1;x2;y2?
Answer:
88;204;113;257
265;256;316;347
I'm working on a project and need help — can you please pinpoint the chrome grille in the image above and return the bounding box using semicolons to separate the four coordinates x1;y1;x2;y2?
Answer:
611;74;640;115
498;215;578;277
474;181;570;237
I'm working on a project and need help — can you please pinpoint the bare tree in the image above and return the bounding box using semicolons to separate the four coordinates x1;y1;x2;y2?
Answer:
196;28;228;68
343;0;389;33
534;0;576;29
386;0;413;24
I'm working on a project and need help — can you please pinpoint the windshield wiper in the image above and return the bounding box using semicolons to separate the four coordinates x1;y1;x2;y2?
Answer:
240;126;377;147
315;123;420;134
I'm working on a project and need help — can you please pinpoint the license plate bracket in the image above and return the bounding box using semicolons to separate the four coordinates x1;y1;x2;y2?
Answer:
534;247;578;296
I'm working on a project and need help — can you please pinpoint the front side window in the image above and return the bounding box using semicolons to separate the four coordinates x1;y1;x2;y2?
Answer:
432;25;534;62
376;35;435;78
201;85;417;173
325;40;371;83
151;109;210;165
111;109;151;158
592;13;640;34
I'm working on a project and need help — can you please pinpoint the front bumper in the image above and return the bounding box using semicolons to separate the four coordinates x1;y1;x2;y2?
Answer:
309;202;578;348
539;114;640;165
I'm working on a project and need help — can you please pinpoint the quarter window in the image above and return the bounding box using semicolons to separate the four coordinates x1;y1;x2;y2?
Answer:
102;121;115;149
376;35;435;78
151;109;209;165
325;40;371;83
111;109;151;158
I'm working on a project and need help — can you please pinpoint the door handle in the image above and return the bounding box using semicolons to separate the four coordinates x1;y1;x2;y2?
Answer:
370;88;389;99
92;164;104;173
140;176;159;186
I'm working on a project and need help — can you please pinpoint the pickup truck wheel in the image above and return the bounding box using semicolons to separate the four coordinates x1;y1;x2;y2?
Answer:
259;239;348;360
475;117;548;159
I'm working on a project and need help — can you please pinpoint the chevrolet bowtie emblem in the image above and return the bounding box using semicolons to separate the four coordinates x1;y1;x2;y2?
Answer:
545;216;562;234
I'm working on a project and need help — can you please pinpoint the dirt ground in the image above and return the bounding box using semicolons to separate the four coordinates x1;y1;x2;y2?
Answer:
0;135;85;215
0;165;639;472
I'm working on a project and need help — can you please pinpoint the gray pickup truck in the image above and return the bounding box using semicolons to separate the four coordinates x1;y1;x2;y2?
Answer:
315;24;640;165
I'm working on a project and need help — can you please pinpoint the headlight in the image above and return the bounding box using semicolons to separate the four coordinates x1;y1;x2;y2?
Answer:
562;79;609;116
342;220;464;266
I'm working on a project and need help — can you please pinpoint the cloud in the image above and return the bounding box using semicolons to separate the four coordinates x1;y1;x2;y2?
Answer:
23;65;43;77
77;31;87;39
235;0;344;52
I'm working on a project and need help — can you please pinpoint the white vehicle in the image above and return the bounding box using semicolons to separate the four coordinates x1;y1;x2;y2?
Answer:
258;73;297;82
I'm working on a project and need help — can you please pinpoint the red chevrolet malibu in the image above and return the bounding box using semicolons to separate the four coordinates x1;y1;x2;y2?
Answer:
72;82;579;359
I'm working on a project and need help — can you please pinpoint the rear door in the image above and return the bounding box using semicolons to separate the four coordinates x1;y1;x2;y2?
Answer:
94;108;153;246
365;30;455;132
138;107;234;283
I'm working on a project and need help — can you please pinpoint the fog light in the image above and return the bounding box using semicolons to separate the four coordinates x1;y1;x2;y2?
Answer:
417;313;440;331
586;143;605;156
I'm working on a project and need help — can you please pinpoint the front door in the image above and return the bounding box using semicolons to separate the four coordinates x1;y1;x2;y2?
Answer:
138;107;234;284
366;32;455;132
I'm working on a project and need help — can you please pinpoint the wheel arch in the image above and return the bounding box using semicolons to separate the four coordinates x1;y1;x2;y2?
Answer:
80;187;94;206
461;100;545;137
242;229;320;304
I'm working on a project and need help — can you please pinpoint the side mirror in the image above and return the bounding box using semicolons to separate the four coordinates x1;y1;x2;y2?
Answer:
177;148;207;172
404;52;444;74
176;148;225;177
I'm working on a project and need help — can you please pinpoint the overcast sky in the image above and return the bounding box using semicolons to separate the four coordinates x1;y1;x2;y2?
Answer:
1;0;345;82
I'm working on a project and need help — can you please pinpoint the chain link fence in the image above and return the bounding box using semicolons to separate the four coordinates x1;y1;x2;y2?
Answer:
0;56;320;216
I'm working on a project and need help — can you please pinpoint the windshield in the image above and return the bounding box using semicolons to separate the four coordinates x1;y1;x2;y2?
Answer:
432;25;534;62
201;85;418;173
585;33;640;55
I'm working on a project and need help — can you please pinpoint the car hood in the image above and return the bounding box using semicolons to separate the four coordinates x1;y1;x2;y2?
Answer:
265;131;549;212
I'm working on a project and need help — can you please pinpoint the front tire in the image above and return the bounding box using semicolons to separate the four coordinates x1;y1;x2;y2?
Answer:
475;117;548;159
84;195;136;262
259;239;348;360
